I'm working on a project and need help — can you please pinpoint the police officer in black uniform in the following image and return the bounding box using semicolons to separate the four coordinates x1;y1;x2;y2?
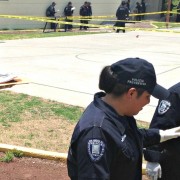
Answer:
64;1;74;32
115;1;129;33
46;2;57;30
67;58;180;180
144;82;180;180
79;1;89;30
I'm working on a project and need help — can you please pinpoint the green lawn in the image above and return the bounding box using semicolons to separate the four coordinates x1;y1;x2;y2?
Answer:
0;91;83;152
0;29;103;40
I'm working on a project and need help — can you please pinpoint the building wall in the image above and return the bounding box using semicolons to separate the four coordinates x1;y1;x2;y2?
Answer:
0;0;161;30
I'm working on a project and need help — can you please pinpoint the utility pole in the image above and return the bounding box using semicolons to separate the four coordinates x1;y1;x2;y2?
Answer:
166;0;172;28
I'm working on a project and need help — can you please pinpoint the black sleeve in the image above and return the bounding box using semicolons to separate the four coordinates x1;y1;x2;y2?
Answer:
125;7;129;17
144;92;180;162
75;127;114;179
138;128;160;148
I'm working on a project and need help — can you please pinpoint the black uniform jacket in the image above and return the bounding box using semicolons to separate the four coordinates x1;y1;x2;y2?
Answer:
67;92;160;180
116;5;129;20
79;5;88;16
144;83;180;180
64;5;73;16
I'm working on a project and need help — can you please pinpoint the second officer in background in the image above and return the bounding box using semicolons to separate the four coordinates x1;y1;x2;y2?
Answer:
64;1;75;32
115;1;129;33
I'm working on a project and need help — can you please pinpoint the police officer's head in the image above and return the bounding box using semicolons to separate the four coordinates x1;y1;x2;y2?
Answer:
84;1;88;6
121;1;126;6
68;1;72;6
99;57;169;99
52;2;56;6
99;58;170;116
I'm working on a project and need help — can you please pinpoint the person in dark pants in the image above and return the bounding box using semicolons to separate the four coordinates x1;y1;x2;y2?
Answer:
144;82;180;180
86;1;92;29
64;1;74;32
67;57;180;180
79;1;89;30
176;2;180;22
46;2;57;30
115;1;129;33
126;0;131;13
135;2;142;21
141;0;146;20
170;2;176;16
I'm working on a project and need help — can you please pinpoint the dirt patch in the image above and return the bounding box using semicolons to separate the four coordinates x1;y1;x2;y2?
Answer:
0;152;149;180
0;152;69;180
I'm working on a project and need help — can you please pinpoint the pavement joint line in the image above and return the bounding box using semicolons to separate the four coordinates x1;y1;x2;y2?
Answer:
31;82;94;95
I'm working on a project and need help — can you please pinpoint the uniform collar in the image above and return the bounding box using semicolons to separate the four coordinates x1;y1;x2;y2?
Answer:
94;92;127;134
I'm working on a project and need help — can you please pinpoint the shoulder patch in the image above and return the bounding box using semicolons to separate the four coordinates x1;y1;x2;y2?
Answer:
158;100;171;115
87;139;105;162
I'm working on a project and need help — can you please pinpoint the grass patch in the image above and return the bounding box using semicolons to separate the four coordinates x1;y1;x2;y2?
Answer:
137;120;149;129
0;91;83;152
0;151;14;163
152;22;180;29
0;149;23;163
0;91;149;153
0;91;83;124
0;29;103;40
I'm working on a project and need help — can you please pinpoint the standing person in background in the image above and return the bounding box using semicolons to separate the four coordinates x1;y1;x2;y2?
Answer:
79;1;89;30
87;2;92;17
135;2;142;21
176;2;180;22
115;1;129;33
86;1;92;29
126;0;131;13
64;1;75;32
46;2;57;30
67;57;180;180
170;1;176;16
144;82;180;180
141;0;146;20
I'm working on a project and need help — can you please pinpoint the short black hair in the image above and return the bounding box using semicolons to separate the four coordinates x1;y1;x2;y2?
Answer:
99;66;145;97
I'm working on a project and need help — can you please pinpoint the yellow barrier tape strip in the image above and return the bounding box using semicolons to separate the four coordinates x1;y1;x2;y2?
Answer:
1;14;180;24
1;10;178;20
0;14;180;33
0;10;179;21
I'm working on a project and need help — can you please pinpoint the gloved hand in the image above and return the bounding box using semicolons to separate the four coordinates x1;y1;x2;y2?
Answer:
159;126;180;142
146;162;162;180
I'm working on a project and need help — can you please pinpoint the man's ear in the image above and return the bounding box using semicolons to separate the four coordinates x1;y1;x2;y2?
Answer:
126;88;136;99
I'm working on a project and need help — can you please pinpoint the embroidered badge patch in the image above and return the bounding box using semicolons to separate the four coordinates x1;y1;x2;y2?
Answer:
87;139;105;162
158;100;171;115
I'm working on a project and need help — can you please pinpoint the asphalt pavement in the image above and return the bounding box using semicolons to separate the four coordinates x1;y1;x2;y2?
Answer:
0;30;180;123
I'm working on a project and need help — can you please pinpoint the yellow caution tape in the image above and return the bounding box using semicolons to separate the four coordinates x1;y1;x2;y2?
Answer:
0;14;180;33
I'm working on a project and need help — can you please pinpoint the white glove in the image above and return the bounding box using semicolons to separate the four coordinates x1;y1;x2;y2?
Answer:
146;162;162;180
159;126;180;142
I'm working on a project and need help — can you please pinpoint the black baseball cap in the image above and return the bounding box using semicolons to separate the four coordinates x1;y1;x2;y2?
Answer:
110;57;170;99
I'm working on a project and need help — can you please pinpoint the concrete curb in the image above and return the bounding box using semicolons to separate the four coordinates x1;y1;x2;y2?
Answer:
0;143;147;175
0;143;67;163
